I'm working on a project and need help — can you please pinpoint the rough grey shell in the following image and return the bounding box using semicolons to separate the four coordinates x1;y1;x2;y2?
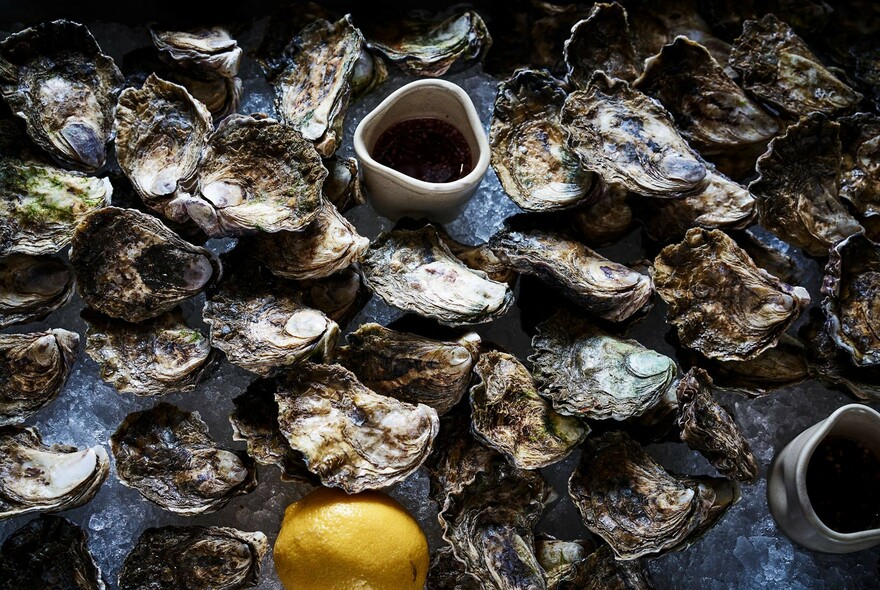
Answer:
118;526;267;590
275;363;439;493
0;425;109;519
838;113;880;218
0;328;78;426
362;225;514;327
110;403;257;515
0;255;73;328
70;207;222;323
543;544;655;590
0;20;123;172
151;28;242;80
653;228;811;361
0;516;106;590
426;545;480;590
564;2;640;86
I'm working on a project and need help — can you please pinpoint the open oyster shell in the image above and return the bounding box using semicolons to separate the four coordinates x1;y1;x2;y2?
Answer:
83;308;218;396
653;228;811;361
470;350;587;470
337;322;480;415
0;425;109;519
540;544;654;590
362;225;514;327
676;368;758;482
170;114;326;237
530;310;677;421
111;403;257;515
70;207;222;322
729;14;862;117
822;233;880;367
119;526;267;590
0;255;73;328
564;2;639;86
275;363;439;493
561;73;707;198
0;155;112;256
0;329;78;426
750;114;863;256
839;113;880;218
490;69;597;212
152;28;242;80
114;74;211;217
0;20;123;172
0;516;106;590
569;430;739;560
490;227;652;322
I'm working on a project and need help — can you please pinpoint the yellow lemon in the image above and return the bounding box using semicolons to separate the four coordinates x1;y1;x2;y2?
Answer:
273;486;430;590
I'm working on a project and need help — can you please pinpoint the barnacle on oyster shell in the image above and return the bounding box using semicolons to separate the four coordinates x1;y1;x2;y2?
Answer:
0;255;73;328
564;2;639;86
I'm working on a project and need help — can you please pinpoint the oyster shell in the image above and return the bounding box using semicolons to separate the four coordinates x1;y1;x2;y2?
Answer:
323;155;365;213
490;69;597;212
272;16;362;157
676;368;758;482
561;73;707;198
729;14;862;117
362;225;514;327
0;425;108;519
540;544;654;590
176;74;241;120
70;207;222;322
569;182;632;246
119;526;268;590
0;329;78;426
110;403;257;514
490;227;652;322
735;228;803;285
470;351;588;469
292;266;369;327
0;155;112;256
427;413;498;509
275;363;439;492
822;233;880;367
351;47;388;99
750;114;863;257
568;430;739;559
653;228;811;361
337;322;480;415
839;113;880;218
151;28;242;80
0;255;73;328
82;308;218;396
426;546;480;590
170;114;326;237
114;74;212;216
564;2;639;86
0;20;123;172
364;10;491;77
0;516;106;590
530;310;677;420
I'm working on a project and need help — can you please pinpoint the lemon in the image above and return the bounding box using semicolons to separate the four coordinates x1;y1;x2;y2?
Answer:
273;486;430;590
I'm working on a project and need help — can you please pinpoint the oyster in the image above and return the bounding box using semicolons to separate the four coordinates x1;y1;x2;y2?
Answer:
338;322;480;415
490;69;597;212
540;543;654;590
242;201;369;281
82;309;218;396
839;113;880;218
114;74;211;216
152;28;242;80
70;207;222;322
750;114;863;257
676;368;758;482
564;3;639;86
490;227;652;322
364;10;491;77
561;73;707;198
0;20;123;172
427;413;498;509
362;225;514;326
427;546;480;590
729;14;862;117
177;74;241;120
0;425;108;519
0;255;73;328
470;351;588;469
822;233;880;367
119;526;268;590
653;228;811;361
350;47;388;99
170;114;326;236
569;430;738;559
111;403;256;514
272;17;362;157
434;227;516;285
293;266;369;327
0;155;112;256
0;329;78;426
0;516;106;590
634;36;778;157
530;310;677;420
323;155;365;213
569;182;632;246
735;228;803;285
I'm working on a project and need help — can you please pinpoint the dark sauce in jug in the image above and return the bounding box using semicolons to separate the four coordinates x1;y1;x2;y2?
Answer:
372;118;473;183
805;435;880;533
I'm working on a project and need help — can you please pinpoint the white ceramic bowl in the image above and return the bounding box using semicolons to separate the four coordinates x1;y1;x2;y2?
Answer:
353;79;490;222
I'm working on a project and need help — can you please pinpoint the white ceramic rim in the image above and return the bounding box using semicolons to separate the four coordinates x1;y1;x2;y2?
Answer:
352;78;490;194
